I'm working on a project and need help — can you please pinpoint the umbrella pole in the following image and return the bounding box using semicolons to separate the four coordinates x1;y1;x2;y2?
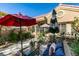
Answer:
19;20;23;56
35;25;37;41
53;33;55;42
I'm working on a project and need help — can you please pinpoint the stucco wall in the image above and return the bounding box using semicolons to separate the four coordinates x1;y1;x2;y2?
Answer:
66;23;72;35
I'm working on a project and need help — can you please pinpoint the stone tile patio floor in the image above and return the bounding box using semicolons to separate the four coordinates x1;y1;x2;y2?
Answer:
0;39;31;56
0;38;75;56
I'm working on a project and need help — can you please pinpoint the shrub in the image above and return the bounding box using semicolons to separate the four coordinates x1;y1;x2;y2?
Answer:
22;31;32;39
70;40;79;55
0;35;9;45
8;30;18;43
38;32;45;44
0;37;5;45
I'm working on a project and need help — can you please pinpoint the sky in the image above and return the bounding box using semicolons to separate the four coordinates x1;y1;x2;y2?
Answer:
0;3;79;17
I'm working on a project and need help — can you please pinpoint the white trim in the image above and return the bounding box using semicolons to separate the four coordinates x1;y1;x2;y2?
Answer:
57;10;65;18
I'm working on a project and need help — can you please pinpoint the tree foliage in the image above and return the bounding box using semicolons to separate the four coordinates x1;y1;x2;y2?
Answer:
72;17;79;32
0;12;7;17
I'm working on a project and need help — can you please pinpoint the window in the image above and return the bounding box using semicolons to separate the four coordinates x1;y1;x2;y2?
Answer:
60;24;66;33
57;10;64;17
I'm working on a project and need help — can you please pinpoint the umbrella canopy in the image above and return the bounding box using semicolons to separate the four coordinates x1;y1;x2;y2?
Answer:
40;24;49;28
49;9;59;33
0;14;37;26
0;13;37;56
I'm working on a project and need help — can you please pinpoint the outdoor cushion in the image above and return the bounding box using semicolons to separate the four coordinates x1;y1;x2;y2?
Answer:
54;48;64;56
42;44;51;56
27;51;35;56
55;42;63;50
23;48;31;56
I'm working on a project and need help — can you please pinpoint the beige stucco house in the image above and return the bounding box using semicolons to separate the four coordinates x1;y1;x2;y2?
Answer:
35;4;79;36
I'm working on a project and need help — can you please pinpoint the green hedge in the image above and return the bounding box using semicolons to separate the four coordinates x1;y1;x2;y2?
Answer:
22;32;32;39
8;31;18;43
70;39;79;55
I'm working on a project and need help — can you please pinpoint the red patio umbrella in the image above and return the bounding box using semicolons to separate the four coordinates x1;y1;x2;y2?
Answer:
0;14;37;26
0;13;37;55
